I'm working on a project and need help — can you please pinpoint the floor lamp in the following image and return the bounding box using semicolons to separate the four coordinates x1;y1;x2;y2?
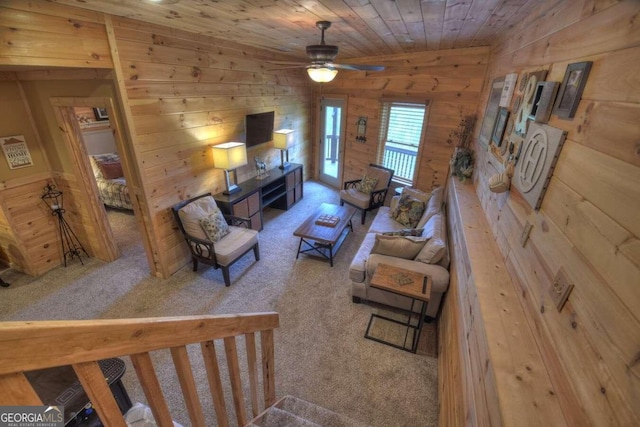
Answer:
212;142;248;195
273;129;295;169
41;183;89;267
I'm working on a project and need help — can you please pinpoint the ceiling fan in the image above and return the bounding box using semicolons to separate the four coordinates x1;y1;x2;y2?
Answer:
271;21;385;83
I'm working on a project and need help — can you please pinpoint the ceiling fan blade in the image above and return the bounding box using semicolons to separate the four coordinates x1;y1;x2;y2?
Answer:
330;63;385;71
267;60;308;66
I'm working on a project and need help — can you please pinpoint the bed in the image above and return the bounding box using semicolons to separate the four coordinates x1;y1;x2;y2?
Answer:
89;152;134;210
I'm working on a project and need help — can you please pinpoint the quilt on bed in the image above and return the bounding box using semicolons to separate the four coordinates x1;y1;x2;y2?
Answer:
89;153;134;210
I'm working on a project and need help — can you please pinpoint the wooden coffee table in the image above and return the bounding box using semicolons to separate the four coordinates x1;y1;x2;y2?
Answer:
293;203;356;267
364;263;431;353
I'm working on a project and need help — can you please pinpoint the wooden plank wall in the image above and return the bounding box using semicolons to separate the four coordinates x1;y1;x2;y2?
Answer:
315;47;489;191
0;1;313;278
0;175;61;276
108;17;313;278
440;1;640;425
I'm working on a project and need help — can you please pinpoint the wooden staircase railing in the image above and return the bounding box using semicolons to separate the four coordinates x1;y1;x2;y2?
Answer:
0;313;279;427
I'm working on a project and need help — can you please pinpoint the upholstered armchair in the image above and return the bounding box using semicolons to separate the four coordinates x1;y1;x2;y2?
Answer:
340;164;394;224
172;194;260;286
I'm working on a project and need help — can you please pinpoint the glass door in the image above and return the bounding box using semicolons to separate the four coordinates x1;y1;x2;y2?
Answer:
318;97;345;188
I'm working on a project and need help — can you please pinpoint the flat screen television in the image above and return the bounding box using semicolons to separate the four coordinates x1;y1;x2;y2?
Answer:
245;111;274;148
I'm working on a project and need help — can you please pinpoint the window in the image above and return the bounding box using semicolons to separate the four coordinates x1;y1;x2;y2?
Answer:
377;101;428;185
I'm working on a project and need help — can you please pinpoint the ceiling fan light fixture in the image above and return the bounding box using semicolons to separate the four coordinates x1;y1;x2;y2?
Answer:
307;66;338;83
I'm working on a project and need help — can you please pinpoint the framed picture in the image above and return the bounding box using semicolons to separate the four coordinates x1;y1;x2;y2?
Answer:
479;76;505;148
93;107;109;121
553;61;592;119
1;135;33;169
491;108;509;147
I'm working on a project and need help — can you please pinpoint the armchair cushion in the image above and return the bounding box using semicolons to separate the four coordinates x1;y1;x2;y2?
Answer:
340;188;371;209
391;194;425;228
178;202;209;240
367;166;393;191
357;175;378;194
214;226;259;266
199;208;230;242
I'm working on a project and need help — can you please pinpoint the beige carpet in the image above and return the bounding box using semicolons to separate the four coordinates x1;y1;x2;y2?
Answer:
0;181;438;427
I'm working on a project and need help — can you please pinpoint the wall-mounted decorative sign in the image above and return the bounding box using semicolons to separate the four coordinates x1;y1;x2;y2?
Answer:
500;73;518;107
512;123;567;210
479;76;505;148
1;135;33;169
553;61;592;119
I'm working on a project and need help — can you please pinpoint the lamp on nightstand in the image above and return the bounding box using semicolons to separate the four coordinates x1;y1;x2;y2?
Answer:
212;142;248;195
273;129;295;170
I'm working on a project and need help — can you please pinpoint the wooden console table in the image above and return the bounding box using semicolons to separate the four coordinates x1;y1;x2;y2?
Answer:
213;163;303;231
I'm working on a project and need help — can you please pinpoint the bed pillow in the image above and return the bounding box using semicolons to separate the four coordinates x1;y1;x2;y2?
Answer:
371;234;428;259
99;161;123;179
199;209;230;242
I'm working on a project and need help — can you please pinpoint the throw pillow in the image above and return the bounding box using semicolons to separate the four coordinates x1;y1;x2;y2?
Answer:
415;237;446;264
382;228;424;237
392;194;425;228
99;161;123;179
199;208;230;242
371;234;428;260
357;175;378;195
401;187;431;203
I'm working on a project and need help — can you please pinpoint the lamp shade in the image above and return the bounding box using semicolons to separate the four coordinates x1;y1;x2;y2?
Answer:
212;142;247;170
273;129;295;149
307;67;338;83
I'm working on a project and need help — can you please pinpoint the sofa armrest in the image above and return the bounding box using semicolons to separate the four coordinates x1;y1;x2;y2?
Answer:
366;254;450;294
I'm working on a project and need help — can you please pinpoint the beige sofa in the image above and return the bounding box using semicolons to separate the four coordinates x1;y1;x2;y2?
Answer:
349;186;449;319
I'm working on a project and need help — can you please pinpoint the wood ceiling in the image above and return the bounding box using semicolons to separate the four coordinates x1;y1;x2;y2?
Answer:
52;0;538;60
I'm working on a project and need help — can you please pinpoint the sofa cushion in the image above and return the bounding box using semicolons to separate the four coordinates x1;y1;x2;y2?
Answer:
199;208;230;242
357;174;378;194
392;194;425;228
371;234;428;260
368;206;407;234
416;213;445;264
416;186;444;229
349;232;378;283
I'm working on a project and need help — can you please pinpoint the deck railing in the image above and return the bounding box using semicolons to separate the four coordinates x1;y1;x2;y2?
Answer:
382;145;417;182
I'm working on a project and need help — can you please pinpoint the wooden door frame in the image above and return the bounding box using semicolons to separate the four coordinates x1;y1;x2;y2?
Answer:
316;94;348;188
50;96;138;263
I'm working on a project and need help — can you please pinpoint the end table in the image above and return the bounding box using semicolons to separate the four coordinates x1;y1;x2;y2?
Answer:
364;263;431;353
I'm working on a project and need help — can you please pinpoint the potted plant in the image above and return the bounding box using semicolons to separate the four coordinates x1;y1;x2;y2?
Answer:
449;115;476;182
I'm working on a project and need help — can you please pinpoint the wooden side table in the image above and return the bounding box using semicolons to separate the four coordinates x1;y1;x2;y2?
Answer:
364;263;431;353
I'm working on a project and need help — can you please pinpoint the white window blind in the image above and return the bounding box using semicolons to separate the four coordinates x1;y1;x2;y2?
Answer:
377;101;427;185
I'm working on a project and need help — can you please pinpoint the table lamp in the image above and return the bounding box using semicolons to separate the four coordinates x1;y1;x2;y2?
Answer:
212;142;247;195
273;129;295;170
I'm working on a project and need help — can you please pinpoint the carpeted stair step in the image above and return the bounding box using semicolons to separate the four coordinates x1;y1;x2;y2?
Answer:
277;395;370;427
249;405;322;427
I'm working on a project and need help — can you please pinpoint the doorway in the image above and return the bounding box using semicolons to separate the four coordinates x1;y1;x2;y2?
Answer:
318;97;346;188
49;97;147;267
